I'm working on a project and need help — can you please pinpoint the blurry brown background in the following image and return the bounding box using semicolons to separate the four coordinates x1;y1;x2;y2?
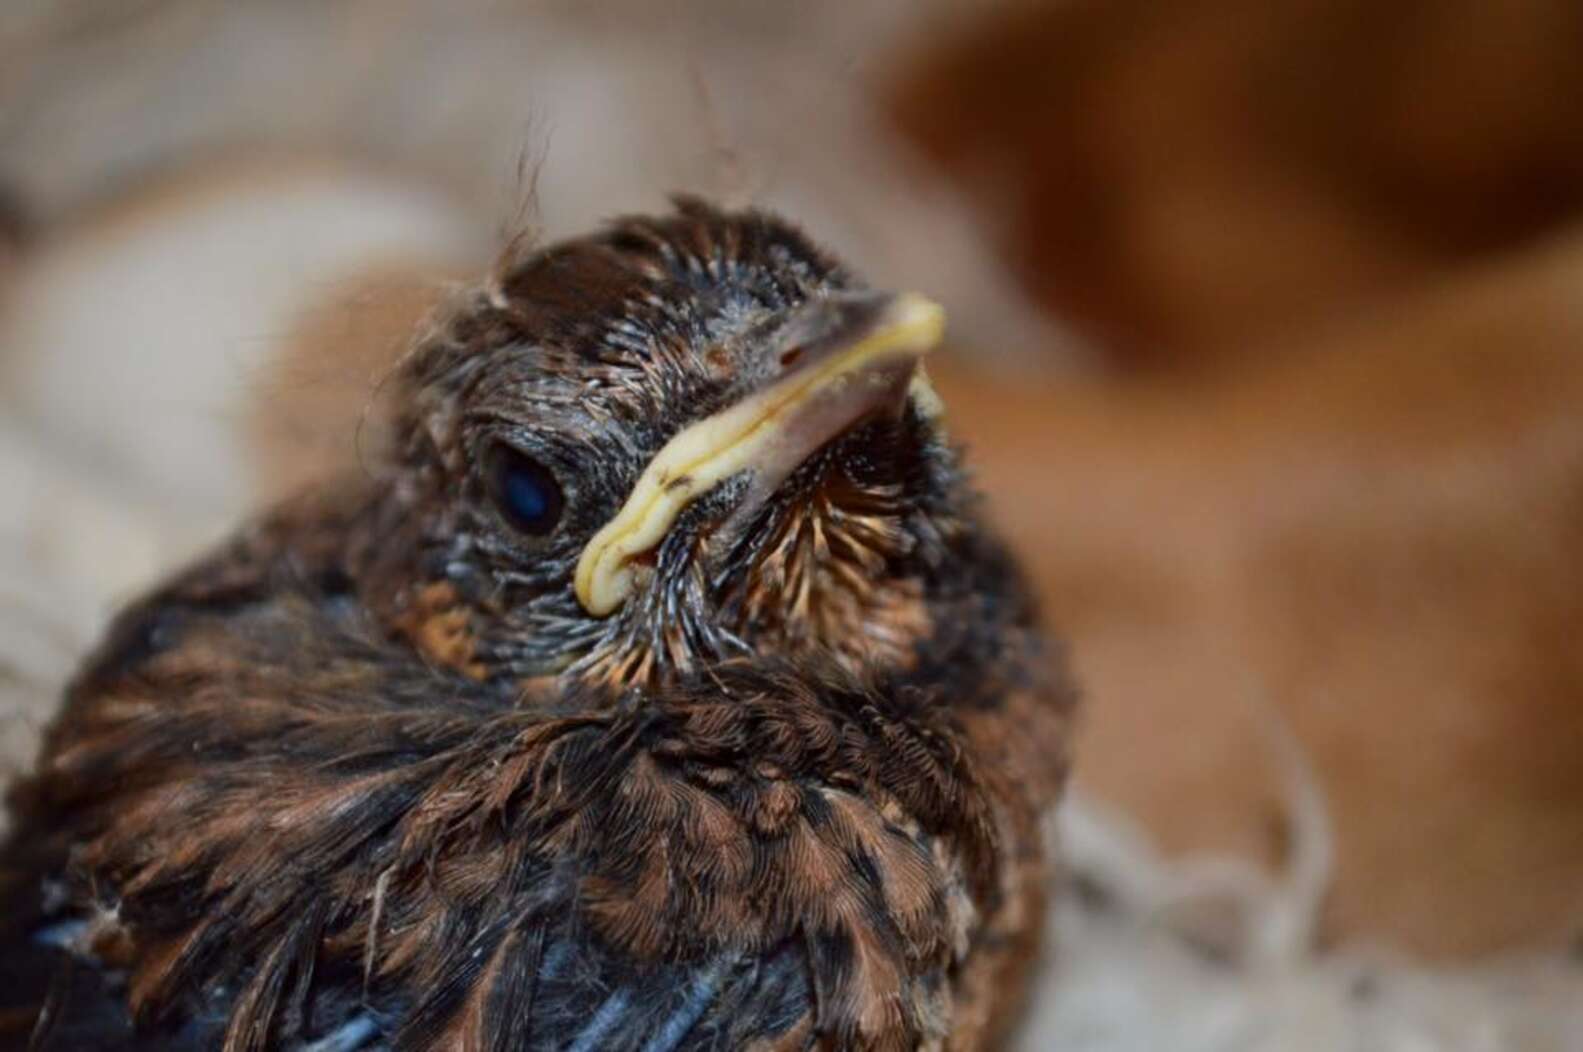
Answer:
2;1;1582;1047
891;0;1583;960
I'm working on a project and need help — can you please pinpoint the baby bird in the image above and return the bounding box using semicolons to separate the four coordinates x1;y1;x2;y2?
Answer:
0;199;1073;1051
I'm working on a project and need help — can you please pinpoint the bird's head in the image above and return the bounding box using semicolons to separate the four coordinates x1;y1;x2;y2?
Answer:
367;199;991;693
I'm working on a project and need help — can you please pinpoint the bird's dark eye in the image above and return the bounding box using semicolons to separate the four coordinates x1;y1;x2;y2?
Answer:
488;443;564;536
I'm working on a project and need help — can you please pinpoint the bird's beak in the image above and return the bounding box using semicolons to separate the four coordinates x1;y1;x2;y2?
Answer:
574;291;946;616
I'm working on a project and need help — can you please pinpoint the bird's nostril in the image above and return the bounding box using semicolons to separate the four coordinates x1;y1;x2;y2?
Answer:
779;347;805;369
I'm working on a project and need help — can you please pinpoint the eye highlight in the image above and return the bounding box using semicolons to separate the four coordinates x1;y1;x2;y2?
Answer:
487;443;565;537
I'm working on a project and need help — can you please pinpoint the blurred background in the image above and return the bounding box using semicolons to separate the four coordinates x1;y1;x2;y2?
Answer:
2;1;1583;1048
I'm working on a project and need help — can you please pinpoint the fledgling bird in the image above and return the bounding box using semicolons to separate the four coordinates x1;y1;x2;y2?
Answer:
0;199;1073;1051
